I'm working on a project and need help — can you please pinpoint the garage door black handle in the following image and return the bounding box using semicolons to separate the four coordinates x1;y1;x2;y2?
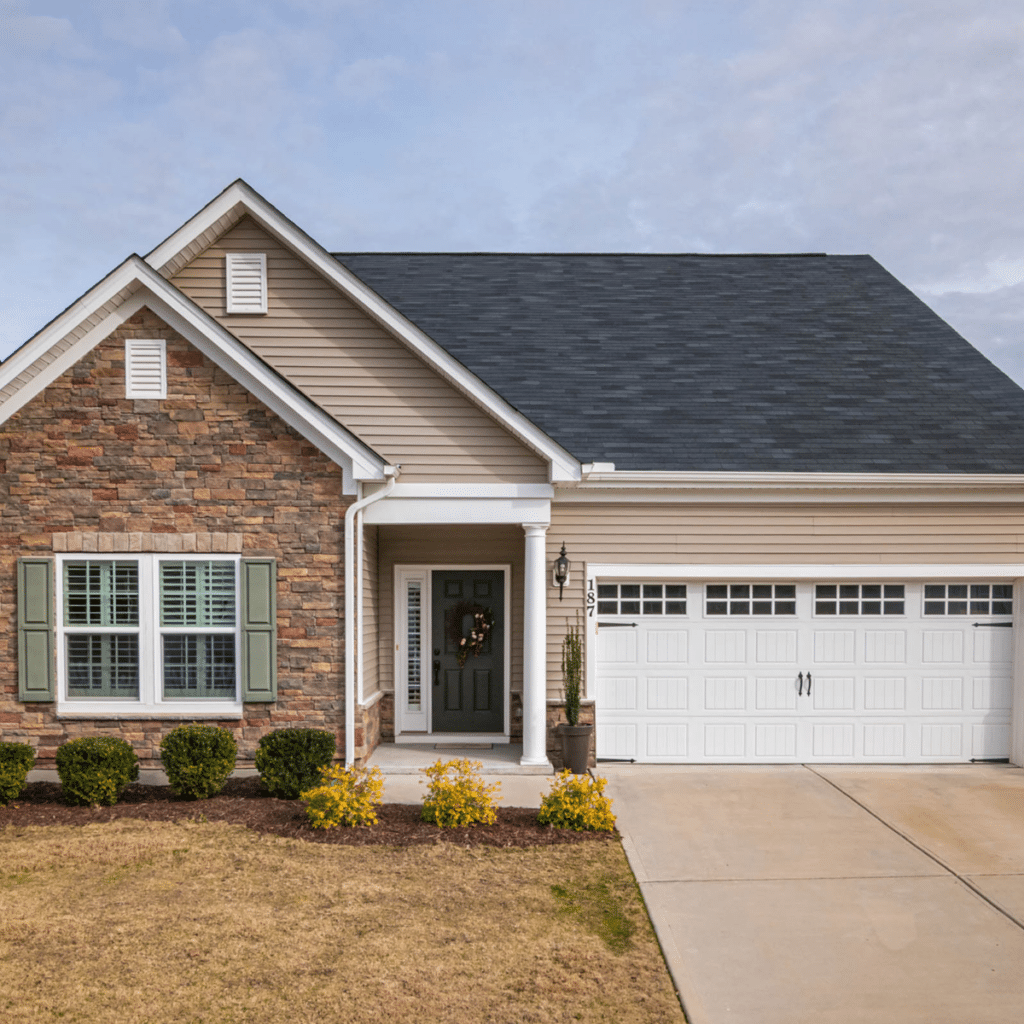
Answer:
597;622;637;627
806;672;812;696
973;622;1012;628
797;672;804;696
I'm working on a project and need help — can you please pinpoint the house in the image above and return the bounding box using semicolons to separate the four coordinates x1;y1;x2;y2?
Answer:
3;179;1024;771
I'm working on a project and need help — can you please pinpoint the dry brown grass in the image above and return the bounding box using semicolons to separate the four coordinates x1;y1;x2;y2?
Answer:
0;820;684;1023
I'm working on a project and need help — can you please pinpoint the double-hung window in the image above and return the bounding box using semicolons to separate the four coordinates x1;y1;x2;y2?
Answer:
57;555;243;714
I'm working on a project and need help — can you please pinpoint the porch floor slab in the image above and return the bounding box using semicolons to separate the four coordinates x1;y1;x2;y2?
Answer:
365;742;553;775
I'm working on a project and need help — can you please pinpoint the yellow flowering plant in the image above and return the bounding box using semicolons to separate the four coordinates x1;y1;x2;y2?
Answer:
538;770;616;832
420;758;500;827
301;763;384;828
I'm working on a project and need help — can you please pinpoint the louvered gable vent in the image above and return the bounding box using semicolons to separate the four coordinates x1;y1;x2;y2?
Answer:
226;252;268;314
125;339;167;399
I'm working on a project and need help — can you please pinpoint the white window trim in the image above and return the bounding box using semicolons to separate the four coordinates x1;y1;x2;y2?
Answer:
393;564;512;743
55;553;244;717
125;338;167;400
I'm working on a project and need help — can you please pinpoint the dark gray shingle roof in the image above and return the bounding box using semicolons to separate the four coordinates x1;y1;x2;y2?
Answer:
332;252;1024;473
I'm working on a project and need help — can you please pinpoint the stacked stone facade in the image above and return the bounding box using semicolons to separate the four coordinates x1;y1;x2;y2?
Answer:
0;309;350;768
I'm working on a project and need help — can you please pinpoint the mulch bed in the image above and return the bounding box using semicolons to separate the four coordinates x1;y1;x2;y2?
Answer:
0;777;616;848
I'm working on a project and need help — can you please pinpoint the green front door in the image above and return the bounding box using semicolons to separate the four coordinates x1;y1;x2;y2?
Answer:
431;569;505;733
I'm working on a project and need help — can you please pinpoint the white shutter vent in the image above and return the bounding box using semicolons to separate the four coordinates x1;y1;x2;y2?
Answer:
125;339;167;400
225;252;268;314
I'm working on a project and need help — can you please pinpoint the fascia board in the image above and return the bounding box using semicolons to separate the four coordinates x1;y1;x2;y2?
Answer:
566;471;1024;502
363;495;551;525
0;256;388;489
0;256;143;392
585;562;1024;581
145;180;251;274
144;181;581;483
381;483;554;499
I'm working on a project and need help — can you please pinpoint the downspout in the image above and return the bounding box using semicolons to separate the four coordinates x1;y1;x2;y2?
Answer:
344;468;398;765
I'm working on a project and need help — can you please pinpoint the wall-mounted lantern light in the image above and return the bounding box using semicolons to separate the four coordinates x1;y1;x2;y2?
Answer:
553;542;571;600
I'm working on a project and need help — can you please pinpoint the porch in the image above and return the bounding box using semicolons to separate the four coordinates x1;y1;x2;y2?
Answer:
354;495;555;768
365;742;552;775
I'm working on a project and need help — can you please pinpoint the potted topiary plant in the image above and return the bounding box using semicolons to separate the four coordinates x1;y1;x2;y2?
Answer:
558;616;591;774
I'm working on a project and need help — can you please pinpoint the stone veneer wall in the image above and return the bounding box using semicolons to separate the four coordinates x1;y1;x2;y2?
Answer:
0;309;351;769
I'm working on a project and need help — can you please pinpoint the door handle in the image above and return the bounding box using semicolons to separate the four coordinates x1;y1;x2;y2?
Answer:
806;672;812;696
433;660;440;686
797;671;804;696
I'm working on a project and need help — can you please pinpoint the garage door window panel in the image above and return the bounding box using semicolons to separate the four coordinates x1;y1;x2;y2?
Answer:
924;583;1013;617
598;583;686;616
706;584;796;616
815;584;905;616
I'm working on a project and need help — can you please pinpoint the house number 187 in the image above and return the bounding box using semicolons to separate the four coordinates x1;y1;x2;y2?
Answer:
586;579;596;616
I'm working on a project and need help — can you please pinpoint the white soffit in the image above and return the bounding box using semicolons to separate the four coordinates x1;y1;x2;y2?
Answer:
144;180;581;483
0;256;388;493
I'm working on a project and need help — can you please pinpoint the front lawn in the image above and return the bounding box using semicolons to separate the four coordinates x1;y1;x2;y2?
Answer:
0;819;685;1023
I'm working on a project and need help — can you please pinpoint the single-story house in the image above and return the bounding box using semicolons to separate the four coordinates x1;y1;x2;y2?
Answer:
3;179;1024;770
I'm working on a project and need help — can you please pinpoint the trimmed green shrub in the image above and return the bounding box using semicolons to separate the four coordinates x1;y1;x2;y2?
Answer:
55;737;139;807
301;764;384;828
0;741;35;805
160;724;237;800
254;728;336;799
421;758;500;828
538;770;616;832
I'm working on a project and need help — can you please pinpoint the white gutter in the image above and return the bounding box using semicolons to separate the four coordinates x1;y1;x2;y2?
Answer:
344;469;398;765
576;467;1024;491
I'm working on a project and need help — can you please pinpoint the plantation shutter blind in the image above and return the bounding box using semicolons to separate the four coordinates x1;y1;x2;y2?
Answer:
240;559;277;702
225;253;268;314
160;561;235;627
125;339;167;399
17;558;55;701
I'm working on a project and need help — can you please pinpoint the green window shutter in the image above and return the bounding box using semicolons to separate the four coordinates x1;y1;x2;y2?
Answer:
18;559;55;701
240;558;277;702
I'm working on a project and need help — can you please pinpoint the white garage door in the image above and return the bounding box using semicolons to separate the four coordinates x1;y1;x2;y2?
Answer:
594;580;1014;763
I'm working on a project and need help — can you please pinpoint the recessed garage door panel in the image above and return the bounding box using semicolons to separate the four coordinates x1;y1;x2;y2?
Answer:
595;580;1014;763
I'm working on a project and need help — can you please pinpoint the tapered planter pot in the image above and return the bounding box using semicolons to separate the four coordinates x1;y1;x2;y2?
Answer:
559;724;593;775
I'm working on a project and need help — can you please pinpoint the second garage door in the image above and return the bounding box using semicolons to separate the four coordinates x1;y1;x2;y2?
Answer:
594;579;1014;763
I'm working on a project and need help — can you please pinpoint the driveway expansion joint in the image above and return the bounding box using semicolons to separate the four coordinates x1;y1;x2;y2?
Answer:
805;764;1024;934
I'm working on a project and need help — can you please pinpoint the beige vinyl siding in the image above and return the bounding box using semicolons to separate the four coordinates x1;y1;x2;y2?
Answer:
544;500;1024;699
377;525;525;697
361;522;380;699
170;218;549;483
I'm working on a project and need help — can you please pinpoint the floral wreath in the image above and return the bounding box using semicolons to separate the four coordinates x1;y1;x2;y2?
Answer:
446;602;496;668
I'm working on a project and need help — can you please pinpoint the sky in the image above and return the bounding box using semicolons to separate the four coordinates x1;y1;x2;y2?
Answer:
2;0;1023;383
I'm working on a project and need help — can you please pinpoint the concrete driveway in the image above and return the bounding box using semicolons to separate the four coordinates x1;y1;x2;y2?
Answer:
603;763;1024;1024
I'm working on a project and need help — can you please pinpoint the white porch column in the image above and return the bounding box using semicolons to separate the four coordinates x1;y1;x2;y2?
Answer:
521;523;551;766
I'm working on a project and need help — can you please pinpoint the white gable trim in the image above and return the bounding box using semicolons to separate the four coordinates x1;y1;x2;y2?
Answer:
145;180;581;483
0;257;388;494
